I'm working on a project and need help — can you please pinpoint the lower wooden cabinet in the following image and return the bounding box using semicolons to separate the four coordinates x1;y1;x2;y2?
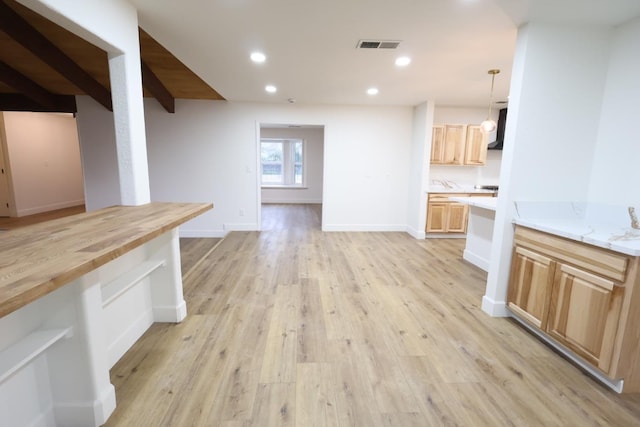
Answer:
507;246;554;330
546;263;624;372
507;225;640;392
426;193;493;234
426;202;468;233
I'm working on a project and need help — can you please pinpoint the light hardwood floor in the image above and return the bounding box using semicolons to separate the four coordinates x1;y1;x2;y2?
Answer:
93;203;640;426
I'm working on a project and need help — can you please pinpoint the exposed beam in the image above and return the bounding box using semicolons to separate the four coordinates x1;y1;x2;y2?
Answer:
0;0;112;111
0;93;77;113
141;61;175;113
0;60;56;108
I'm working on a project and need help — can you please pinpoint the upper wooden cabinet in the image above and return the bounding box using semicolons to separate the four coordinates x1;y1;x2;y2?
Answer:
464;125;489;165
430;124;488;166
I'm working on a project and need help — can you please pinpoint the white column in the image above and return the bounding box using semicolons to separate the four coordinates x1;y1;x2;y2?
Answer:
108;50;151;206
148;228;188;322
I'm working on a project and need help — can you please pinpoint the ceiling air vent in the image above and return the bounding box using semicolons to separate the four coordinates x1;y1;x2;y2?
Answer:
356;39;401;49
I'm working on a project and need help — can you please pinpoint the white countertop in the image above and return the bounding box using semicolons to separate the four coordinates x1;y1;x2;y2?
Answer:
449;196;497;211
513;202;640;256
427;185;496;194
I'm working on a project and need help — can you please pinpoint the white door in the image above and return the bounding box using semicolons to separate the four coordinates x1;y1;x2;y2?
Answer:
0;140;10;217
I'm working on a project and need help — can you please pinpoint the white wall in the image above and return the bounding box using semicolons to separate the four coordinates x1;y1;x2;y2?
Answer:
406;102;434;238
79;98;414;237
484;22;612;316
260;127;324;204
76;96;121;210
22;0;150;206
1;112;84;216
589;17;640;204
430;106;503;186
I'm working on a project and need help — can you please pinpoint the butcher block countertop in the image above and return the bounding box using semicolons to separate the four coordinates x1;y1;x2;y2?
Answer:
0;202;212;319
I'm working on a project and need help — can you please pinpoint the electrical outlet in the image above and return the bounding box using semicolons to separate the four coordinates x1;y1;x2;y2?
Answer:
239;208;245;216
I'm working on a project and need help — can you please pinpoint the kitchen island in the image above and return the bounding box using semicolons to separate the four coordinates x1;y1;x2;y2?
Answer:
449;196;496;271
0;202;212;427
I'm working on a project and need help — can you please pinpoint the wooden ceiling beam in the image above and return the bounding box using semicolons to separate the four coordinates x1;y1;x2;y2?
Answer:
0;93;77;113
0;0;112;111
141;61;175;113
0;60;56;108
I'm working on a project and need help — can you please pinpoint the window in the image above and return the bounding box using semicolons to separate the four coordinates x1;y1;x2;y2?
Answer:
261;138;304;187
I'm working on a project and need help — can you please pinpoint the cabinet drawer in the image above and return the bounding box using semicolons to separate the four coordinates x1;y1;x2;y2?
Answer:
514;226;629;282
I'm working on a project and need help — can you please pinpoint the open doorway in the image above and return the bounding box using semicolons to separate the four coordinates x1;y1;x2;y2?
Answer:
258;124;325;230
0;112;84;218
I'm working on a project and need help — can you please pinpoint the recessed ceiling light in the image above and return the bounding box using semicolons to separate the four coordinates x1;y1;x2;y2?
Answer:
395;56;411;67
367;87;379;95
250;52;266;63
265;85;277;93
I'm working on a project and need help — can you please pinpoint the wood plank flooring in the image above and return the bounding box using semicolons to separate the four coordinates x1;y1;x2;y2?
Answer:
104;204;640;426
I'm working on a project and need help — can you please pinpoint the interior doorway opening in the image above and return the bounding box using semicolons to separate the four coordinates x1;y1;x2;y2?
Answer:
258;123;325;230
0;112;85;218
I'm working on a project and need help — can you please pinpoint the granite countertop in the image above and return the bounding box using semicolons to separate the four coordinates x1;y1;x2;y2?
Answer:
513;202;640;256
449;196;497;211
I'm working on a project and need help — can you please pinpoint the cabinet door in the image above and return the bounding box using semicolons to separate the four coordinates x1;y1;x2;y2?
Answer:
546;264;624;374
430;125;445;164
464;125;488;165
426;203;447;233
442;125;465;165
446;203;468;233
507;246;555;329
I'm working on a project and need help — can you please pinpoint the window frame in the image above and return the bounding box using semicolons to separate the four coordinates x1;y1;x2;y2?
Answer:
260;138;306;189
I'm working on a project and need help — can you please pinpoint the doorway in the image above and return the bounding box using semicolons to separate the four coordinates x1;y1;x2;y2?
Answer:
0;134;10;217
258;124;325;230
0;112;85;218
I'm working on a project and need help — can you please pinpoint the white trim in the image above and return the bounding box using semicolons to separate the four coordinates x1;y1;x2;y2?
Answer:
481;295;509;317
179;229;226;238
261;198;323;204
509;312;624;393
223;222;260;232
322;224;407;232
53;384;116;427
153;300;187;323
16;200;85;217
463;249;489;272
405;225;426;239
107;308;154;368
425;233;466;239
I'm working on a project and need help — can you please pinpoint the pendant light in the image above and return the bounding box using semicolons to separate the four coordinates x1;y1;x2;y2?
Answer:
480;69;500;134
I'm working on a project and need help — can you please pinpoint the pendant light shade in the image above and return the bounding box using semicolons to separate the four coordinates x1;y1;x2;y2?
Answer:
481;69;500;134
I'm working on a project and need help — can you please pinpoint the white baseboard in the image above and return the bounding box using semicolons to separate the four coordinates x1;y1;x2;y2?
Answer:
425;233;466;239
179;229;226;238
261;199;322;204
406;225;426;239
53;383;116;427
481;295;509;317
27;404;56;427
322;224;407;232
107;308;154;368
509;312;624;393
153;300;187;323
223;223;260;232
462;249;489;272
16;199;85;217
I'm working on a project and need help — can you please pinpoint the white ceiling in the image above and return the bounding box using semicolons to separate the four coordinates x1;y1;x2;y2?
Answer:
127;0;640;108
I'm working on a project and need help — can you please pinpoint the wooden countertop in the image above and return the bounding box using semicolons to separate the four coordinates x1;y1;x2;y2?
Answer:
0;202;212;319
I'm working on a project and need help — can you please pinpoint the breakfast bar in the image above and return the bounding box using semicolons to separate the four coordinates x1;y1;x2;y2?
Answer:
0;202;212;426
449;196;497;271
